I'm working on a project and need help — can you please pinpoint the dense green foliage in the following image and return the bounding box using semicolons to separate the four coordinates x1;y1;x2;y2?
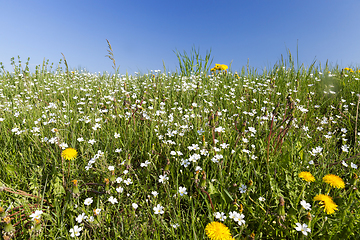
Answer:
0;54;359;239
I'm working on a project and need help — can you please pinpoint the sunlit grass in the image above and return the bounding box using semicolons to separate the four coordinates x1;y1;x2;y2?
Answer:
0;52;359;239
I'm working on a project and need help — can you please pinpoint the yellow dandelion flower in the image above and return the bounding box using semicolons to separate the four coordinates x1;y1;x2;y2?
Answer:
313;194;338;214
214;64;222;70
344;68;354;73
219;64;228;71
322;174;345;189
205;222;232;240
298;172;315;182
61;148;78;160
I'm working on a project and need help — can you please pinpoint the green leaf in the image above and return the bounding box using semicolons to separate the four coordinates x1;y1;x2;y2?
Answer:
50;174;65;197
223;189;234;202
5;165;16;175
208;182;218;195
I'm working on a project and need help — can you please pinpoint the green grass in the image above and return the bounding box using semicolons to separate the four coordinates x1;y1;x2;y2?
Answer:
0;51;359;239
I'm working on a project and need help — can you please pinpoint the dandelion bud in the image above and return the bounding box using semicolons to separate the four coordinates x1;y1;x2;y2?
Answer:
34;218;42;231
306;212;312;223
72;180;79;194
3;217;14;232
164;159;170;171
126;154;131;167
352;173;359;191
0;206;5;218
238;203;244;213
249;232;255;240
200;171;207;188
110;171;116;182
104;178;110;191
72;179;78;186
195;171;199;180
214;111;219;123
208;113;214;126
240;121;246;133
277;196;286;219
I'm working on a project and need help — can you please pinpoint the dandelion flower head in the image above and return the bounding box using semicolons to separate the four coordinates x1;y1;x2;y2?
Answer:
322;174;345;189
211;64;228;72
298;171;315;182
313;194;338;214
61;148;78;160
205;221;233;240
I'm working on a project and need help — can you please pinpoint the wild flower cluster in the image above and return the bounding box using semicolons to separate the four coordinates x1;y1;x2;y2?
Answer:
0;56;359;239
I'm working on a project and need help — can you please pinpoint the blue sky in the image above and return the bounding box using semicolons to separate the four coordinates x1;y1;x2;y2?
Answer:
1;0;360;74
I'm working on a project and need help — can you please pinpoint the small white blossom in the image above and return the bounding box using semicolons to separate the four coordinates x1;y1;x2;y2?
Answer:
132;203;138;209
295;223;311;236
75;213;87;223
214;212;226;221
124;178;132;185
84;197;93;206
29;210;43;221
178;186;187;196
239;184;247;194
116;177;123;183
69;225;82;238
140;160;151;167
214;126;225;133
153;204;164;214
300;200;311;210
351;162;358;169
108;196;118;204
159;174;169;183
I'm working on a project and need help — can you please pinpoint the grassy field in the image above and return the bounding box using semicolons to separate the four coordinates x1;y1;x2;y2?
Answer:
0;51;359;239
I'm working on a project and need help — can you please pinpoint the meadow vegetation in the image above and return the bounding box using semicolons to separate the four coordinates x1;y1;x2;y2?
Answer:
0;48;359;239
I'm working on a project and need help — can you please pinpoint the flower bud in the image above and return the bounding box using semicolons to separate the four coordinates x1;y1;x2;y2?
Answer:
72;180;79;194
200;171;207;188
0;206;5;218
104;178;110;191
277;196;286;219
306;212;312;224
126;154;131;167
239;203;243;213
3;217;14;232
164;159;170;171
34;218;42;231
110;171;116;182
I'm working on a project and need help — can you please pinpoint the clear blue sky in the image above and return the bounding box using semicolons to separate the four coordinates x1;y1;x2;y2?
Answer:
1;0;360;74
